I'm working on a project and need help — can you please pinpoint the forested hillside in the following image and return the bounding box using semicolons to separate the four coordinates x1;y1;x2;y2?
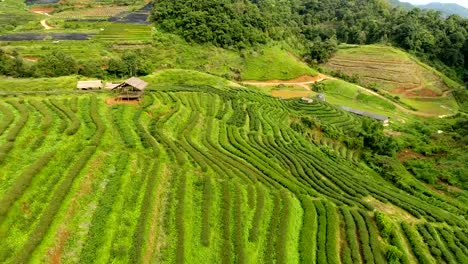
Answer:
153;0;468;83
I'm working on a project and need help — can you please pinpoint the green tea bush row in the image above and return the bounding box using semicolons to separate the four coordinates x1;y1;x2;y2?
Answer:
351;209;374;264
89;97;105;146
130;160;160;263
247;104;260;131
50;99;80;136
264;193;280;264
233;184;246;264
324;202;340;264
314;200;328;264
0;151;55;223
45;100;68;133
70;97;78;113
437;227;468;263
227;100;246;127
6;100;29;142
0;142;13;164
416;224;445;262
221;180;232;264
276;191;292;264
133;109;158;153
340;207;362;263
29;99;52;132
80;152;128;263
201;175;212;247
112;106;137;148
16;146;96;264
0;103;14;137
249;184;265;243
401;223;435;264
175;171;187;264
299;196;317;263
215;100;230;120
361;210;385;264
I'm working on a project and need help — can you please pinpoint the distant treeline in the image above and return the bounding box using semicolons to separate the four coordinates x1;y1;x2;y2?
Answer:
152;0;468;83
0;49;152;79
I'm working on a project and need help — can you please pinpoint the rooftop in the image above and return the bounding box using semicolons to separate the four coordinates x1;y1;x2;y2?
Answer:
340;106;389;122
77;80;102;89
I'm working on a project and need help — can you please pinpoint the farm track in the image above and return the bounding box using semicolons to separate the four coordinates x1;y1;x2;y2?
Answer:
241;74;445;117
0;89;466;262
40;20;53;30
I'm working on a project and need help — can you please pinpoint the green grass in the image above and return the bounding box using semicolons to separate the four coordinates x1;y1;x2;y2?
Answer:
0;84;466;263
143;69;240;90
0;75;82;92
241;46;318;80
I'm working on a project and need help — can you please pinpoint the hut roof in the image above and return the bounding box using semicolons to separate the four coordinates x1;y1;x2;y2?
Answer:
124;77;148;91
105;82;120;90
340;106;389;122
77;80;102;89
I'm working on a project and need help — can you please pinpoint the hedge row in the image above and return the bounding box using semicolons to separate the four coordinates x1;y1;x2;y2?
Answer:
264;192;280;264
221;180;232;264
130;160;160;263
324;202;340;264
351;209;374;264
401;223;435;264
79;152;128;263
201;174;212;247
233;184;246;264
50;99;80;136
0;151;55;223
175;171;187;264
89;97;106;146
249;184;265;243
15;146;96;263
361;211;385;264
0;103;14;137
299;196;317;263
340;207;362;264
6;100;29;142
314;200;328;264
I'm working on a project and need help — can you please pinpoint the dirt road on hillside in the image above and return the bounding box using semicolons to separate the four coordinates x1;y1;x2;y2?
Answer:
242;73;448;117
40;20;53;30
242;74;330;90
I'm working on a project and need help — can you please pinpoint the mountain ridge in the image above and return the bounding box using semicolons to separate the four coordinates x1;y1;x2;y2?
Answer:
388;0;468;17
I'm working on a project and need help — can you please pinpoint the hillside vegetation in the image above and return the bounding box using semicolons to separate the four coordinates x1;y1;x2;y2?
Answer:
0;82;467;263
323;45;460;115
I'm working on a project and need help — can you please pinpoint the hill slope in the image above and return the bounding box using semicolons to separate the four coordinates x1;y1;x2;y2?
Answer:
0;80;467;263
322;45;460;115
418;2;468;18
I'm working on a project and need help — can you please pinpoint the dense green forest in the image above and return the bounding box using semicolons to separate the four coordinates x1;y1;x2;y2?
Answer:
152;0;468;84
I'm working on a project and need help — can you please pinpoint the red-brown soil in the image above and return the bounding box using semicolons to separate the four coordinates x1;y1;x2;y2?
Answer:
397;149;424;162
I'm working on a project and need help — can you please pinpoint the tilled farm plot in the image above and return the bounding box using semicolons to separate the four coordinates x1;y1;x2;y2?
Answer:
324;45;450;97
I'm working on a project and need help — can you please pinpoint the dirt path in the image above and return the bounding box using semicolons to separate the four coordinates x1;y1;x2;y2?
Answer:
40;20;53;30
241;73;445;117
242;74;330;90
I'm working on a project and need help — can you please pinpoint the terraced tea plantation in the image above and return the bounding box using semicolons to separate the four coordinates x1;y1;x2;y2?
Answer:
0;85;467;263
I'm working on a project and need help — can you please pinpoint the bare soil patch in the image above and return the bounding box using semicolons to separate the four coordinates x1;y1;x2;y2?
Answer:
31;7;55;14
23;56;39;62
271;90;310;99
406;88;441;97
397;149;424;162
106;98;140;106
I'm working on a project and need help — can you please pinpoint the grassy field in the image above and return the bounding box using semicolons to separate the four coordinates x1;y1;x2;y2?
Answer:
0;81;467;263
322;44;460;116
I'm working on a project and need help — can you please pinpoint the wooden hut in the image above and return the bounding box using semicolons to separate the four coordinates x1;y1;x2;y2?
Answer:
112;77;148;101
77;80;103;90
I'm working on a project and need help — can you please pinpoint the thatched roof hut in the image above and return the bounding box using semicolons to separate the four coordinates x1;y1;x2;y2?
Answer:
112;77;148;100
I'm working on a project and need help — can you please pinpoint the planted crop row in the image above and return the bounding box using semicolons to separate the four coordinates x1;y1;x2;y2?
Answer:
80;153;129;263
201;174;212;247
13;146;96;263
0;151;55;224
299;196;317;263
340;207;362;264
0;103;14;137
49;99;80;136
401;222;435;264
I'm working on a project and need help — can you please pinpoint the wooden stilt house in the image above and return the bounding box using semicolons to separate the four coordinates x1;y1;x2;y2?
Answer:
112;77;148;101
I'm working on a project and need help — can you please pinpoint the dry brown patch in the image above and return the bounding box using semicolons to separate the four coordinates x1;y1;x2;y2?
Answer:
31;7;55;14
406;88;441;97
384;130;402;137
397;149;424;162
271;90;310;99
23;56;39;62
364;196;421;223
46;155;104;263
144;166;170;263
106;98;140;106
